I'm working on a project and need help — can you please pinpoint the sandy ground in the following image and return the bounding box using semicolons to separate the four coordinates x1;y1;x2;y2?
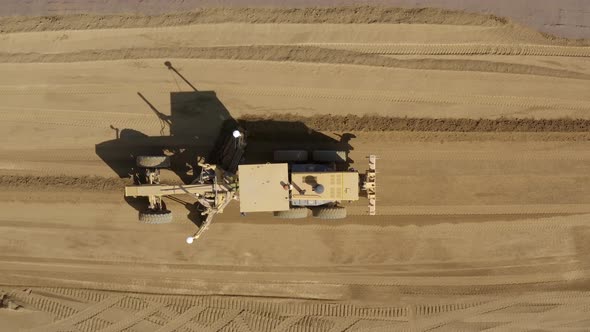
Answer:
1;7;590;332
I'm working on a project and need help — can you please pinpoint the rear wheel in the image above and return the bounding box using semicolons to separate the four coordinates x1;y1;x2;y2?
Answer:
136;155;171;168
273;207;309;219
138;210;173;224
313;206;347;220
273;150;308;162
312;150;347;163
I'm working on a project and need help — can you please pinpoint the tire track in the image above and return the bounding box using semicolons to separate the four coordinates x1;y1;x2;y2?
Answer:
395;292;590;332
290;317;335;332
149;296;407;320
8;290;79;320
42;287;109;303
147;305;186;329
328;317;358;332
26;295;124;332
388;294;540;332
271;315;303;332
232;316;253;332
415;301;486;317
97;303;164;332
131;293;408;320
12;288;590;332
299;43;590;57
117;296;151;311
154;306;206;332
237;311;283;332
201;309;243;332
194;308;225;326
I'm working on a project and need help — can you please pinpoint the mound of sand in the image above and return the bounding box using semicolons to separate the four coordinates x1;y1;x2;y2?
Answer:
0;7;507;33
241;114;590;132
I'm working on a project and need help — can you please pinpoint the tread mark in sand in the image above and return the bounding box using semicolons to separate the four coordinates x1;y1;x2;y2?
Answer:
43;287;110;303
201;309;243;332
388;292;587;332
328;317;359;332
8;291;78;319
26;295;124;332
270;315;304;332
235;311;283;331
154;305;207;332
232;316;253;332
96;304;164;332
169;295;407;319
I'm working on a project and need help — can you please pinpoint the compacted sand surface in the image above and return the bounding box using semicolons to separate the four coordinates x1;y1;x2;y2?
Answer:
1;6;590;331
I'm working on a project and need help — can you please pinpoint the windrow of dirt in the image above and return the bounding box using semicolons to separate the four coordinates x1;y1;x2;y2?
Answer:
0;7;507;33
239;115;590;133
0;175;130;190
2;46;588;80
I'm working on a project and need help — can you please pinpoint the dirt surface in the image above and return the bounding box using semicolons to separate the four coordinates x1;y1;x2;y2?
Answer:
1;6;590;332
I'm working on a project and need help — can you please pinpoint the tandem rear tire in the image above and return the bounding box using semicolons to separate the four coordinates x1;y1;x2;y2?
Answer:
313;206;347;220
273;207;309;219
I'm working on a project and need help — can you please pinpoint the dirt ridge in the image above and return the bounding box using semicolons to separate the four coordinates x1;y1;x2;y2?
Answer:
0;175;130;190
1;46;588;80
240;115;590;133
0;7;507;34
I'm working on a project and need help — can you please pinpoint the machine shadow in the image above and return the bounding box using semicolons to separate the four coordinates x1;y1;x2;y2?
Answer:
96;71;355;226
96;90;233;184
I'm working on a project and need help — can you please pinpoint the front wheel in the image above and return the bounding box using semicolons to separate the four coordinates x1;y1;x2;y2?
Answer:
136;155;171;169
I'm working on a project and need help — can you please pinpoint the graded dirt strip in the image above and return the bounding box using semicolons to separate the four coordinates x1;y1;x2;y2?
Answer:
1;59;587;123
3;87;590;121
1;46;589;81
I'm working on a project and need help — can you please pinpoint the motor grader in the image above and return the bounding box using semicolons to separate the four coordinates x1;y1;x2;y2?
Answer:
124;128;376;244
